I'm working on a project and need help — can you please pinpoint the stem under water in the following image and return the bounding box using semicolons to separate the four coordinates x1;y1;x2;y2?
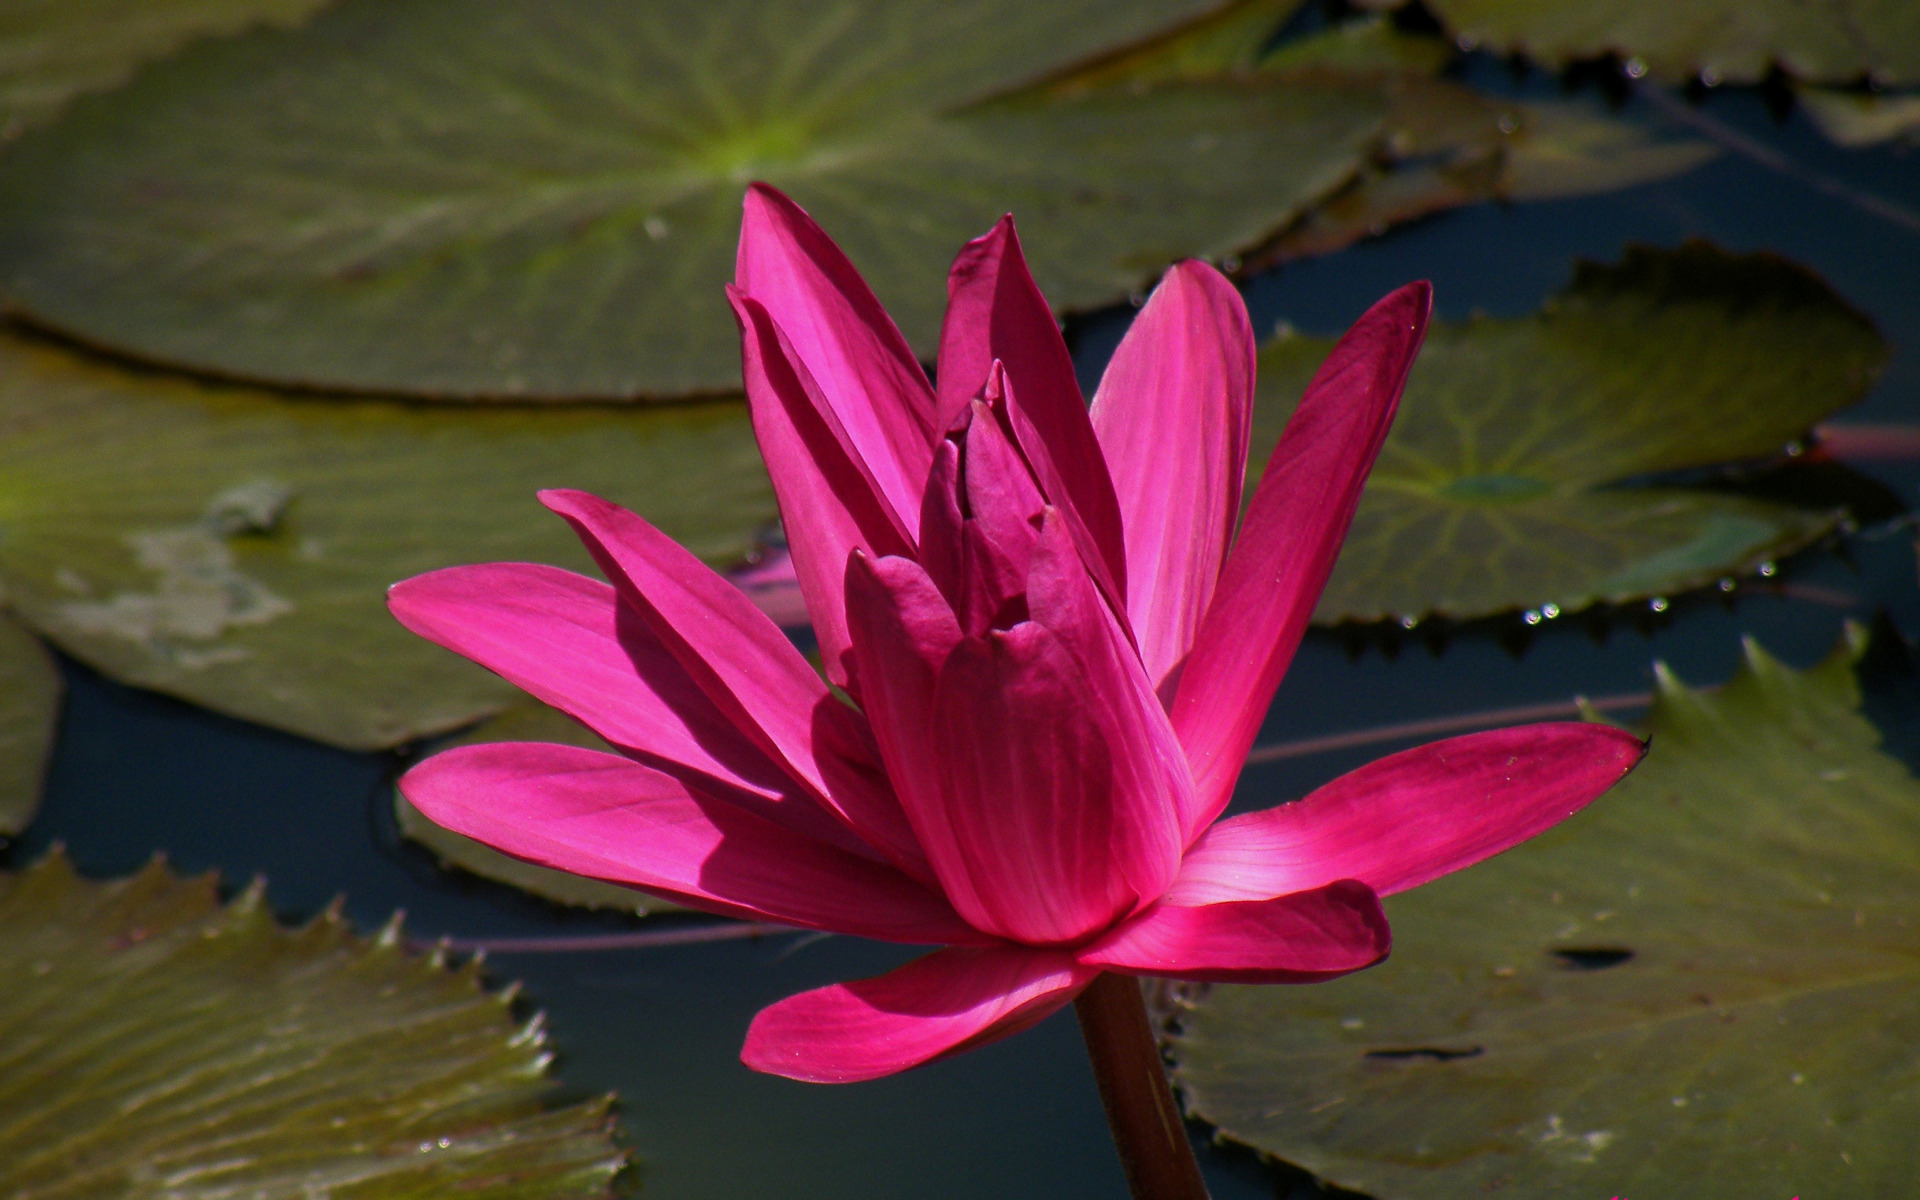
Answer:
1074;972;1212;1200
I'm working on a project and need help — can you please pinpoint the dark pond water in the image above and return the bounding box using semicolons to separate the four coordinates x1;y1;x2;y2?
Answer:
11;59;1920;1200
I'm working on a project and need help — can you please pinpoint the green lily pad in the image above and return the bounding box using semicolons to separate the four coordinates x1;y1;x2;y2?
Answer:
1060;15;1512;181
0;0;1391;400
1800;87;1920;146
398;701;683;914
1258;156;1503;266
1059;14;1511;266
1258;96;1714;264
1250;242;1884;625
1263;24;1714;214
1496;98;1719;200
1169;624;1920;1198
0;849;629;1196
0;613;59;837
1411;0;1920;85
1073;16;1713;265
0;328;774;750
1267;15;1461;76
1038;0;1311;89
0;0;330;135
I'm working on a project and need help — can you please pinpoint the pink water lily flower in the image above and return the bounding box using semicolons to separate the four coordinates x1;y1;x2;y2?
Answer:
391;185;1643;1085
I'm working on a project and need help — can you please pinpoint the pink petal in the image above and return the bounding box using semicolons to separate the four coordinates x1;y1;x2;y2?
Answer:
936;217;1127;596
956;391;1048;556
929;627;1141;943
1077;880;1390;983
736;184;936;531
916;399;1045;636
402;741;983;946
1023;509;1202;839
843;552;961;836
741;945;1096;1082
991;363;1131;625
1090;262;1254;692
1171;282;1432;832
388;562;856;851
919;533;1184;944
1166;723;1647;905
730;286;916;693
540;487;928;879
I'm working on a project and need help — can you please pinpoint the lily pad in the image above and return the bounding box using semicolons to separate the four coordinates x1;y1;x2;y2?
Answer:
1258;92;1713;264
1169;624;1920;1198
0;613;59;837
397;701;683;914
1250;242;1884;624
1258;156;1502;266
1412;0;1920;85
0;0;1389;400
1496;98;1719;200
1074;16;1713;264
1061;15;1509;261
1038;0;1312;88
1265;25;1714;215
0;849;628;1196
1800;87;1920;146
0;0;330;135
1266;15;1462;76
0;328;774;750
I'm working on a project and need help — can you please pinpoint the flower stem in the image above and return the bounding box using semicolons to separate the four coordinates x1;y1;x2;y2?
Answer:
1074;972;1212;1200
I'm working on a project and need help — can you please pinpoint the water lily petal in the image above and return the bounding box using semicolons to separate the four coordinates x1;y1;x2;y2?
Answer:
1024;509;1201;842
541;487;927;879
923;555;1184;943
958;392;1048;558
927;626;1138;943
1090;261;1254;692
936;217;1127;594
1077;880;1390;983
741;945;1095;1083
844;551;960;835
1166;723;1647;905
736;184;935;531
388;562;857;849
992;363;1131;625
1172;283;1432;832
730;286;916;692
402;741;982;945
917;398;1045;635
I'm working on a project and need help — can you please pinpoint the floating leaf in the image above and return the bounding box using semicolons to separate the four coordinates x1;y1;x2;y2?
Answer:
1270;27;1713;206
0;850;628;1196
1040;0;1311;88
1261;14;1459;77
1413;0;1920;85
0;613;59;836
1258;155;1504;266
1800;87;1920;147
398;701;683;914
0;0;1387;400
1062;17;1507;268
1255;94;1714;263
1251;242;1884;624
1169;625;1920;1198
1091;18;1712;263
0;0;330;134
1496;98;1718;201
1081;17;1512;172
0;329;773;750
